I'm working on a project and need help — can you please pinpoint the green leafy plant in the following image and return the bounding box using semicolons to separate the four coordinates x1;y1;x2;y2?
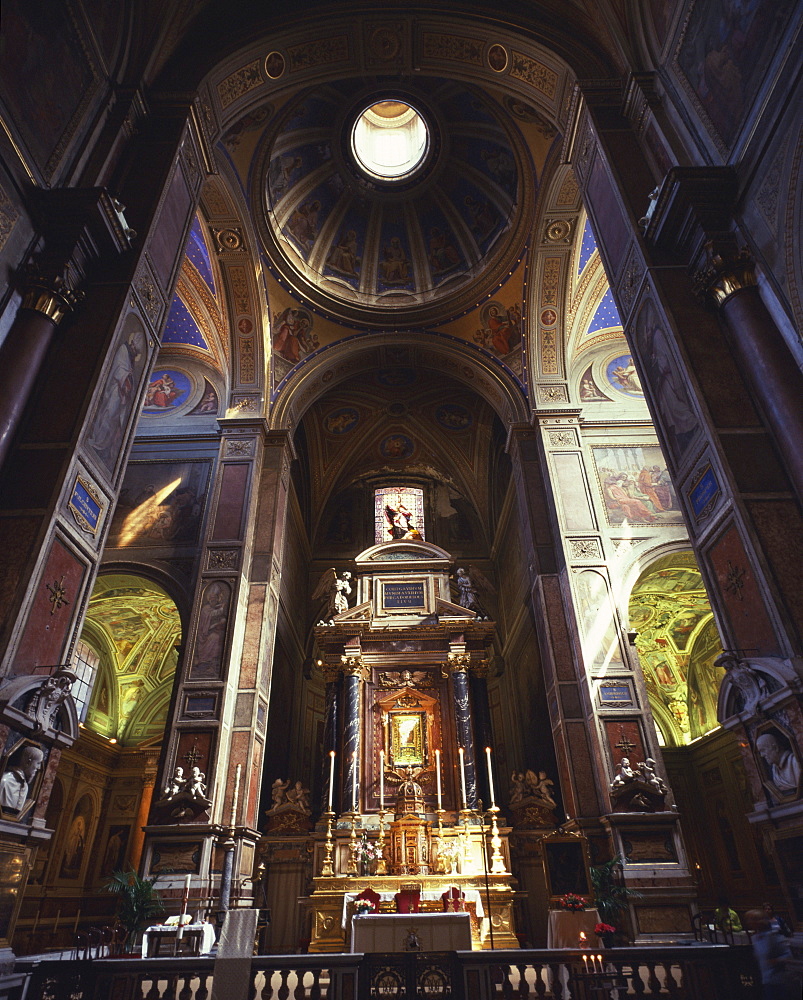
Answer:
589;855;642;924
103;869;165;946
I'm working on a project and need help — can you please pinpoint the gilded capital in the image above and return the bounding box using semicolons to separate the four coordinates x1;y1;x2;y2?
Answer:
340;652;366;678
22;269;84;324
445;650;471;674
693;242;756;308
470;658;492;679
319;659;341;684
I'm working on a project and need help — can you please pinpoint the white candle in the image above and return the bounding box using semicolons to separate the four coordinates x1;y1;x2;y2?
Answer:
352;752;357;813
458;747;467;809
230;764;241;828
435;749;442;810
485;747;496;808
328;750;335;812
73;908;80;934
379;750;385;811
401;828;406;866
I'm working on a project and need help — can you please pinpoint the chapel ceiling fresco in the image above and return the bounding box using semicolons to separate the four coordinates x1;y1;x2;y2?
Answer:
81;574;181;747
301;368;497;551
629;553;726;747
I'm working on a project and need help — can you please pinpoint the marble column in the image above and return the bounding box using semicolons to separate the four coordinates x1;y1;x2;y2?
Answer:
320;662;341;814
470;660;493;805
447;647;478;810
0;274;82;468
696;245;803;506
340;652;364;814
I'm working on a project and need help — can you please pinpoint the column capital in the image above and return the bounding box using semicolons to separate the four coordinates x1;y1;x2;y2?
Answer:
316;658;341;684
470;658;492;680
21;267;84;324
693;243;757;308
444;649;471;674
340;652;366;678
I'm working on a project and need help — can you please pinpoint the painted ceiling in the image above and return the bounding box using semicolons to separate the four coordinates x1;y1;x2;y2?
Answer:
82;574;181;746
629;552;725;747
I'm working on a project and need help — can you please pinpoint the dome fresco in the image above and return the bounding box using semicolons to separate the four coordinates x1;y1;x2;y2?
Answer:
258;78;533;320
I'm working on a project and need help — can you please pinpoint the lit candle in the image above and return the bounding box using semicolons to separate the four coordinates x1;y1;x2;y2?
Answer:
328;750;335;812
352;752;357;813
596;955;603;973
230;764;241;828
485;747;496;808
458;747;467;809
435;749;442;810
582;954;588;973
379;750;385;811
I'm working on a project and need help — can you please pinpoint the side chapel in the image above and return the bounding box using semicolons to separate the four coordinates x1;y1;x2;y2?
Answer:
0;0;802;973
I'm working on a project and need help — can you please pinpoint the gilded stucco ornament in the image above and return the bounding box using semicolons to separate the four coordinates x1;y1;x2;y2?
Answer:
693;242;756;306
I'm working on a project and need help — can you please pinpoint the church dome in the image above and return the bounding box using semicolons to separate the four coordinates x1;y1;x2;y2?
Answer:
256;77;535;324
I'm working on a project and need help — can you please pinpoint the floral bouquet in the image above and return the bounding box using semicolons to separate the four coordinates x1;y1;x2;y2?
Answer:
594;923;616;936
354;899;377;915
559;893;586;912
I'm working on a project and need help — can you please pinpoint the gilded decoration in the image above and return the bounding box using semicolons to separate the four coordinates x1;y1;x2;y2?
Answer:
218;60;264;110
421;32;484;66
509;52;558;98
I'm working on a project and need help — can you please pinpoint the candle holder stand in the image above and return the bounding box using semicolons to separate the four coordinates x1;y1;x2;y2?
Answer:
459;809;475;875
432;808;446;874
321;811;335;877
487;805;507;874
346;814;359;875
375;809;388;875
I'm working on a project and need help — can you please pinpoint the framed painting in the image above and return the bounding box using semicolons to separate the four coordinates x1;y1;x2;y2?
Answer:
388;711;427;768
542;832;593;903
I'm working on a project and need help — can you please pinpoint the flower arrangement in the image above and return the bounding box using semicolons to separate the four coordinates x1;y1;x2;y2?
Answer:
559;893;586;912
594;923;616;936
354;899;377;915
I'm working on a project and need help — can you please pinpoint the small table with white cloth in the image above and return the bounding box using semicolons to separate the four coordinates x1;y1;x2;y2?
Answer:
141;922;216;957
546;909;601;949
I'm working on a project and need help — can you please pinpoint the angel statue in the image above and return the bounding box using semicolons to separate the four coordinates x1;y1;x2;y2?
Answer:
452;565;495;619
312;567;352;623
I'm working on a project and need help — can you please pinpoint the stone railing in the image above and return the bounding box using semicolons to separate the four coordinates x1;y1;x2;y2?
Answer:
13;945;759;1000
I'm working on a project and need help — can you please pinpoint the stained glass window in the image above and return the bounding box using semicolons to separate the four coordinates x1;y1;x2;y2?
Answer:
374;486;425;544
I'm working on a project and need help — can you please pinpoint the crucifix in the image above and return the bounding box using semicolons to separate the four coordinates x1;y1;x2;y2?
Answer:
183;738;203;768
614;725;636;756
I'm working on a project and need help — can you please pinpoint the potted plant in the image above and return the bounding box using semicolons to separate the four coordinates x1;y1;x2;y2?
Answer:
354;899;377;915
103;869;165;950
589;856;642;943
595;922;617;947
558;893;586;912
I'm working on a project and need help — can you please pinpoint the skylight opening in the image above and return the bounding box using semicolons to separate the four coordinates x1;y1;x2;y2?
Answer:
352;101;429;181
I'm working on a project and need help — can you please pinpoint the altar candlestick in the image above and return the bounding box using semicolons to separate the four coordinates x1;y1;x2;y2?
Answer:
485;747;496;808
352;752;357;813
435;749;442;810
458;747;467;809
379;750;385;811
327;750;335;812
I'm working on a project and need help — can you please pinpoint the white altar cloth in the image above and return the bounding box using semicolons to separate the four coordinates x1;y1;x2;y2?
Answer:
141;921;216;957
341;888;485;929
351;912;472;953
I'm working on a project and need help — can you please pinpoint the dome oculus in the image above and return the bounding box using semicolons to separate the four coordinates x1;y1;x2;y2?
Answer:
351;100;429;181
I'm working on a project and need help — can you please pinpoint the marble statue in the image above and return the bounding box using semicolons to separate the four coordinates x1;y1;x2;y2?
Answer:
0;744;44;812
265;778;312;815
26;671;75;732
611;757;636;789
639;758;667;794
152;761;212;819
452;565;494;618
756;733;801;795
716;652;770;714
524;768;557;809
312;567;352;623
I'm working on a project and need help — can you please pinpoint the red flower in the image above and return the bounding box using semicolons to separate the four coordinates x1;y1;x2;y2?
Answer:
595;923;616;935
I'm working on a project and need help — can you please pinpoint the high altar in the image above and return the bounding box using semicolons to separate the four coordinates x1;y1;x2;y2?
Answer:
265;539;520;952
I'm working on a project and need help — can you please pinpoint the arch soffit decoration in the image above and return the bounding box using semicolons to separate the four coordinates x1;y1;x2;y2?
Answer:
268;332;530;434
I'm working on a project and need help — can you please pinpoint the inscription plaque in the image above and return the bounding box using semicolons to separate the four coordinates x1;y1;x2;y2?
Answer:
383;582;426;609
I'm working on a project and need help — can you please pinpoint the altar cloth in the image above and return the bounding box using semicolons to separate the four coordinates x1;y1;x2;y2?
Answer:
351;912;472;952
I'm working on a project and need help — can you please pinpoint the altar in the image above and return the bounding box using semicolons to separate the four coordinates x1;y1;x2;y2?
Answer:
260;539;522;953
351;912;472;953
